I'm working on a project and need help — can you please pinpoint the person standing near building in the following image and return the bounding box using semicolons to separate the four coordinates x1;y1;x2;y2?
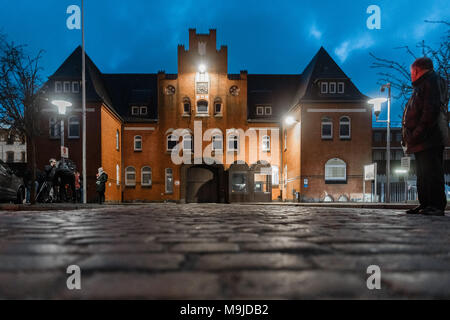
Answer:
402;57;448;216
74;171;81;203
96;167;108;204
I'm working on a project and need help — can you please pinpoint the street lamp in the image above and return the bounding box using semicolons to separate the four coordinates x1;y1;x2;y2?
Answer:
284;116;297;126
51;99;72;166
198;64;206;73
368;83;392;203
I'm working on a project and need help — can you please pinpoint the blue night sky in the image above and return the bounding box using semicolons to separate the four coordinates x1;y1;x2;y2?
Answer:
1;0;448;125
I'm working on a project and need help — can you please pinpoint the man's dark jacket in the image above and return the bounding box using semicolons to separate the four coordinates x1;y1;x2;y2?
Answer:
402;70;444;154
96;172;108;193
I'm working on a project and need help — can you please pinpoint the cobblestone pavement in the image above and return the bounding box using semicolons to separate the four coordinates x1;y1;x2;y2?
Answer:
0;204;449;299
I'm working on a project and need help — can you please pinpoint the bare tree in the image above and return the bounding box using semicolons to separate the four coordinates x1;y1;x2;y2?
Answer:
0;34;45;203
370;20;450;114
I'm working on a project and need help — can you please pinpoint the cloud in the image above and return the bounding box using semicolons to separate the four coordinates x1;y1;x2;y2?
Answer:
334;35;375;63
309;25;322;40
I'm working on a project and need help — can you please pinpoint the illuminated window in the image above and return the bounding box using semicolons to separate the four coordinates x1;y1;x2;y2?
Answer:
325;158;346;182
262;135;270;152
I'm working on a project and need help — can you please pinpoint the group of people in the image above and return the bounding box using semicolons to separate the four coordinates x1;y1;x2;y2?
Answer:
26;159;108;205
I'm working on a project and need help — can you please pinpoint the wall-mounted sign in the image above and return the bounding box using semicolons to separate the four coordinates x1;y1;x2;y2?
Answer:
401;157;411;171
61;146;69;159
364;163;377;181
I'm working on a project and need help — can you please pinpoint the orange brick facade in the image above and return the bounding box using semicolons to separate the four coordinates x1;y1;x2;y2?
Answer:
34;29;372;203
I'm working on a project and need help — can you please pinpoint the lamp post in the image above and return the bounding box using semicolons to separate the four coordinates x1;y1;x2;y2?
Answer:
368;87;391;203
51;100;72;166
81;0;87;203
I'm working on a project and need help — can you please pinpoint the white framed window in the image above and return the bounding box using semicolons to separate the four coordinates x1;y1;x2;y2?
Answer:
338;82;345;94
116;130;120;150
72;81;80;93
321;82;328;93
116;164;120;185
262;135;270;152
55;81;62;93
131;106;139;116
212;134;223;151
228;134;239;152
49;117;59;138
197;100;208;114
165;168;173;194
325;158;347;182
265;106;272;115
140;106;147;115
134;135;142;151
339;116;351;139
272;165;279;186
68;116;80;138
183;134;192;151
256;106;264;115
141;166;152;186
167;134;177;151
321;117;333;139
63;81;71;93
329;82;336;94
125;166;136;186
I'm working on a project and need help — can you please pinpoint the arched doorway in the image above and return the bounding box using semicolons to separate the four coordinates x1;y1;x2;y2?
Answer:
186;165;218;203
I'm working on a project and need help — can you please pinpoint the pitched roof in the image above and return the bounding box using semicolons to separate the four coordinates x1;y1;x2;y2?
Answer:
292;47;368;105
247;74;301;121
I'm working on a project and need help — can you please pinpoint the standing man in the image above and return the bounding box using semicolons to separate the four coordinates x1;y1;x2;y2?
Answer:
96;167;108;204
402;57;448;216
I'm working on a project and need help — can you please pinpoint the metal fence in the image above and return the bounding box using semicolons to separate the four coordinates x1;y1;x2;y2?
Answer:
373;174;450;203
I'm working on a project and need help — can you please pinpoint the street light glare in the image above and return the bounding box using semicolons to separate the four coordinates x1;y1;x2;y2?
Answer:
395;169;408;174
285;116;296;125
199;64;206;73
51;100;72;115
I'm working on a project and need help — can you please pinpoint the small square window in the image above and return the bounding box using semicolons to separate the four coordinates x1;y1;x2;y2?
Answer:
140;106;147;115
63;81;71;93
183;103;191;114
329;82;336;94
131;106;139;116
265;106;272;115
256;106;264;115
321;82;328;94
72;82;80;93
338;82;345;94
55;81;62;93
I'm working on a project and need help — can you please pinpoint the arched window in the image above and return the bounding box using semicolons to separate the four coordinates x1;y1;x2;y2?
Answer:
325;158;346;183
134;136;142;151
141;166;152;186
167;134;177;151
212;134;223;151
321;116;333;139
183;134;192;151
214;97;222;115
116;164;120;185
262;135;270;152
339;116;351;139
116;130;120;150
68;116;80;138
49;117;59;138
183;97;191;115
228;134;239;151
125;166;136;186
197;100;208;114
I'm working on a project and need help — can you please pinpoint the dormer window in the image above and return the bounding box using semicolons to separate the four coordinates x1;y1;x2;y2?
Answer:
55;81;62;93
256;106;264;115
329;82;336;94
265;106;272;115
320;82;328;94
140;106;147;115
131;106;139;116
72;81;80;93
64;81;71;93
338;82;345;93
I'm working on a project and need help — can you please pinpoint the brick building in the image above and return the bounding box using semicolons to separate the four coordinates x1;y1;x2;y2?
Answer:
34;29;372;203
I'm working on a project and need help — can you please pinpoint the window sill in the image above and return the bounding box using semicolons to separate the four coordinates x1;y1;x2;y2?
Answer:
125;185;136;188
195;113;209;117
68;137;80;139
340;137;351;140
325;180;347;185
142;185;152;188
182;113;191;117
134;150;142;152
321;137;333;140
214;114;223;118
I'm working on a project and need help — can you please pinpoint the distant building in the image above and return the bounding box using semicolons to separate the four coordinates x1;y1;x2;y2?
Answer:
0;129;27;164
34;28;372;203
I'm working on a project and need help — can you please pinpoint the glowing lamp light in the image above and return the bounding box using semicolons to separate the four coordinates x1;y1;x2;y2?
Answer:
395;169;408;174
51;100;72;115
285;116;297;126
368;97;387;118
198;64;206;73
